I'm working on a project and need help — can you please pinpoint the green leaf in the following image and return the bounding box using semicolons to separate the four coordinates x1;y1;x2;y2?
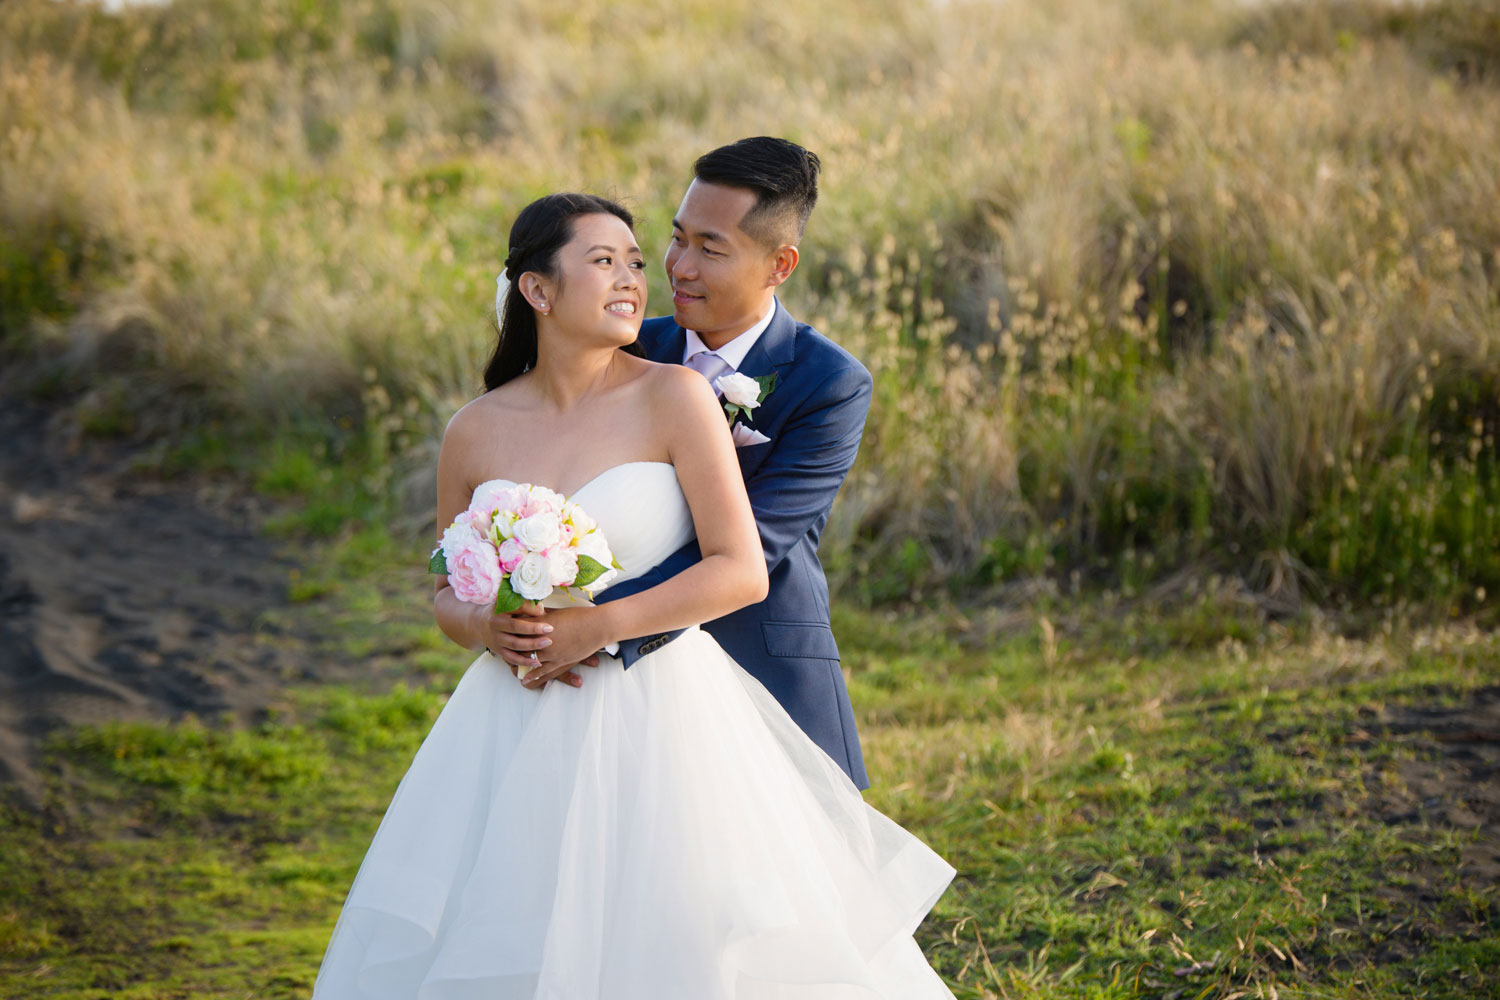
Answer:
428;547;447;574
574;554;610;588
722;401;743;424
753;373;778;400
493;577;523;614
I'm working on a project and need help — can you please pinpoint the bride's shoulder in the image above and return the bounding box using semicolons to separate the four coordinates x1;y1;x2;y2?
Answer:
636;358;716;406
442;387;517;443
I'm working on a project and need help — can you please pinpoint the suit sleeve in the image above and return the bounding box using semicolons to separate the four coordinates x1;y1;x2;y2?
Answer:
596;356;874;668
592;540;700;668
745;364;872;574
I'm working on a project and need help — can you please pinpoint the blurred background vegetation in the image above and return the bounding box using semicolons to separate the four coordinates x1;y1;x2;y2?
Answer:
3;0;1498;619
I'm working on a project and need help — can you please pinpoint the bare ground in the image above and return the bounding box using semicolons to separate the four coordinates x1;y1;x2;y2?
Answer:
1369;688;1500;895
0;398;320;802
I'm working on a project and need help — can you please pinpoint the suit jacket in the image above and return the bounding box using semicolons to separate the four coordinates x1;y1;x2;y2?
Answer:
595;300;873;789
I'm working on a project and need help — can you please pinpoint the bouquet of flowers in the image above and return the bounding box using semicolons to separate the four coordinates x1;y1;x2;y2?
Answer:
429;481;620;614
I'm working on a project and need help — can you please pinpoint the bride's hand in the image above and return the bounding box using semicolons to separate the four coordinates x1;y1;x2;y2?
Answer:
475;604;590;689
518;605;610;687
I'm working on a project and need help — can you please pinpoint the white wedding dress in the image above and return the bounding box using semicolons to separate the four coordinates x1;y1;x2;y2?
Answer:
313;462;956;999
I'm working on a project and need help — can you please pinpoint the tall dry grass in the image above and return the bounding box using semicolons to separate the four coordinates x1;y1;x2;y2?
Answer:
2;0;1497;610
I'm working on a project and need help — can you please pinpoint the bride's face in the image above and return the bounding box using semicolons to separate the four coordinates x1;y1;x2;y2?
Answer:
543;213;647;346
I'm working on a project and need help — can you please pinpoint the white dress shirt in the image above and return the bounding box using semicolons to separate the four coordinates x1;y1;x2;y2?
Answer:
682;298;778;371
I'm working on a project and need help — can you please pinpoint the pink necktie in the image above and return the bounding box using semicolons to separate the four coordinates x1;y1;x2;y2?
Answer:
685;351;732;395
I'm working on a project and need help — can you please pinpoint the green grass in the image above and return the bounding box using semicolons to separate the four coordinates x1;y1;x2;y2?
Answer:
847;608;1500;998
2;567;1494;998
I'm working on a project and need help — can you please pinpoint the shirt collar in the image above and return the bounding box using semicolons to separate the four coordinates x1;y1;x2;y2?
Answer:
682;297;778;372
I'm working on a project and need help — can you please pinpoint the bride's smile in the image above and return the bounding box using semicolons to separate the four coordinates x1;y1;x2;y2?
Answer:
526;212;647;349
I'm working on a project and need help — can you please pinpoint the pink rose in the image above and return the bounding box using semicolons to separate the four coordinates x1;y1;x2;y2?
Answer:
441;523;502;606
521;485;564;518
468;480;521;520
497;537;526;574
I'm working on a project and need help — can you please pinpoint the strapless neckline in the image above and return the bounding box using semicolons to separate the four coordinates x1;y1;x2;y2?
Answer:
568;460;674;501
483;461;675;502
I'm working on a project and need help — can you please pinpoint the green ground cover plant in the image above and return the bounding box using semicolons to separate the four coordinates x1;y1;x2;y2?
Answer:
1;545;1495;997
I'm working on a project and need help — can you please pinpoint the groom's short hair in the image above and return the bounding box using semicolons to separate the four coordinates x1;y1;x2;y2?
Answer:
694;137;820;250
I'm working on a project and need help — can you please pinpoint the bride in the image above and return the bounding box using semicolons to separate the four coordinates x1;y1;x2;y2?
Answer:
313;193;957;999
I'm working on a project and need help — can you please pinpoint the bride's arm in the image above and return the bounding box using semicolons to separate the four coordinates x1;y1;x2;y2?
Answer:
431;403;561;669
528;367;768;671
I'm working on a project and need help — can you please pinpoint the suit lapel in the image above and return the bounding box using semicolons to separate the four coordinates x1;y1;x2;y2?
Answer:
734;299;797;381
641;320;688;365
643;304;795;478
730;301;796;477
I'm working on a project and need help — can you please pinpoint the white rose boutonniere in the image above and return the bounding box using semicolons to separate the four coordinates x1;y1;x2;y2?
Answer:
714;371;778;427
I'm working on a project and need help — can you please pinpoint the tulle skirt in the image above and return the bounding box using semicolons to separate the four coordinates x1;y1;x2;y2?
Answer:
313;627;956;999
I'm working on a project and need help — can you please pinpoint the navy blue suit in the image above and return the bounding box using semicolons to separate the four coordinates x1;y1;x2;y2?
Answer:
595;300;873;789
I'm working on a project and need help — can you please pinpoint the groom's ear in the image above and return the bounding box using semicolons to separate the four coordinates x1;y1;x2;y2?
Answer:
765;244;800;288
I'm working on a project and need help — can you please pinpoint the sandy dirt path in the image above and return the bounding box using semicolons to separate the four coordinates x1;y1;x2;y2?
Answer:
0;399;312;801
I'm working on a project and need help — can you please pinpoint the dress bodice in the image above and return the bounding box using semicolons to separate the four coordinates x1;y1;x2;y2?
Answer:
489;462;693;602
570;462;693;592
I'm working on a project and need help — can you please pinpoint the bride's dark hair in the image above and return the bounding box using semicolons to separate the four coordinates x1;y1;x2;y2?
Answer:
484;193;643;391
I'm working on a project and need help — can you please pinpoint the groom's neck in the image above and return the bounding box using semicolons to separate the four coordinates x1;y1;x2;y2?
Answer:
693;294;774;352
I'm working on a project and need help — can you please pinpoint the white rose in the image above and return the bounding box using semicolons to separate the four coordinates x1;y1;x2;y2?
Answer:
510;550;553;601
573;530;619;591
491;509;519;542
574;529;611;564
715;371;762;409
546;546;579;587
562;500;597;536
512;512;562;552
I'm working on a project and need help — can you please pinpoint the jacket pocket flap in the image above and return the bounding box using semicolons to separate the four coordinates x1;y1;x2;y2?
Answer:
761;621;840;659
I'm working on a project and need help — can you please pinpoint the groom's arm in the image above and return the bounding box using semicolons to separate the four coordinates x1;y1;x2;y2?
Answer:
743;362;873;575
598;359;873;668
591;540;700;667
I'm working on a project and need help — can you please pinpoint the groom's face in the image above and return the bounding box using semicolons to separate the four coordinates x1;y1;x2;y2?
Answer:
666;180;776;348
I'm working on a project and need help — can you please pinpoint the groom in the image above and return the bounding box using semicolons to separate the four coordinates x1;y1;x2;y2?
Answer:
499;137;873;790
